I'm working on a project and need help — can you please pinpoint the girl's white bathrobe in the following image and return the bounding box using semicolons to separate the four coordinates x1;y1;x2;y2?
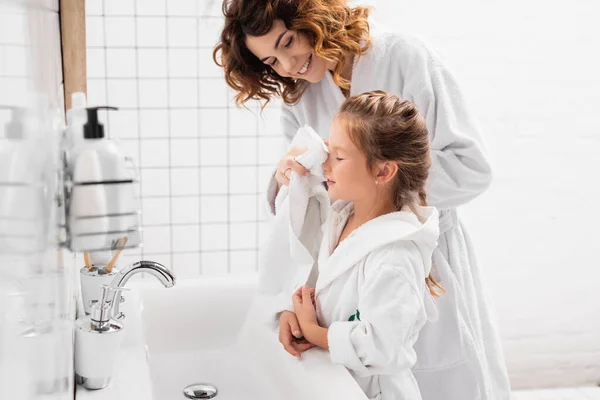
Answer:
265;23;511;399
316;201;440;400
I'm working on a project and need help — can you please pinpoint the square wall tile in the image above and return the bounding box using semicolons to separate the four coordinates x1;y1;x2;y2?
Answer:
171;168;200;196
171;197;200;224
109;109;139;139
86;79;107;106
140;168;170;197
229;195;257;222
198;48;222;78
139;79;169;108
86;0;103;16
231;250;257;274
229;166;257;194
142;226;171;253
199;78;229;107
86;48;106;78
104;0;135;15
167;17;197;47
198;17;222;47
200;196;228;223
230;222;257;249
137;49;168;77
107;78;138;108
199;109;228;137
172;225;200;253
136;17;167;47
199;1;223;17
86;16;104;47
201;252;228;276
105;17;136;47
141;139;169;167
106;48;137;78
136;0;166;16
258;137;285;165
169;79;198;108
172;253;201;279
229;106;259;136
200;167;228;195
142;197;171;225
171;138;199;166
229;138;257;165
170;109;198;137
167;0;197;16
139;109;169;138
200;138;227;166
201;224;228;251
168;48;197;77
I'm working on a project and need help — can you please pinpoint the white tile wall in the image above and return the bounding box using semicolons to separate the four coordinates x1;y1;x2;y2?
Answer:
86;0;280;277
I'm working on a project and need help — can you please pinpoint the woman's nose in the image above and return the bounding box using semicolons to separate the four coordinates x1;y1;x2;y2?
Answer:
280;56;297;75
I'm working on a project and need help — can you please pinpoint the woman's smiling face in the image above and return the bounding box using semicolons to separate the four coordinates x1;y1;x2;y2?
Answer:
245;20;329;83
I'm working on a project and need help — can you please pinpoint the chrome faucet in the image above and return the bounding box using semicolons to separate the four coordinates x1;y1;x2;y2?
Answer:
108;260;175;320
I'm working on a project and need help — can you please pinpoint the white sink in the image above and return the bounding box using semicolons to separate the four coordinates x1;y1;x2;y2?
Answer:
136;274;367;400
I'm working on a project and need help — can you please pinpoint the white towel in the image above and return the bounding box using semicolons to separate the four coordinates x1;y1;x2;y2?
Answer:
257;125;330;327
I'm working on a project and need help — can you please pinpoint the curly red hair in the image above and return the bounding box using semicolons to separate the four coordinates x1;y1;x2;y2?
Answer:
213;0;371;107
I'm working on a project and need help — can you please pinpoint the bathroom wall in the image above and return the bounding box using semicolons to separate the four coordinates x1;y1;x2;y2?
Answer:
0;0;76;399
83;0;282;278
84;0;600;390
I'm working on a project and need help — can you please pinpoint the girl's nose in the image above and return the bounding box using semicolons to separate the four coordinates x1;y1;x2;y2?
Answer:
322;155;330;172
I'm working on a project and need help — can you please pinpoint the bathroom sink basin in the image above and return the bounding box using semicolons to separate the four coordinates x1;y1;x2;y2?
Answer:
136;274;367;400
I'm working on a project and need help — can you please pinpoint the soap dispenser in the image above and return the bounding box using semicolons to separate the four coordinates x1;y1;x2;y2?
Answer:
68;106;137;255
75;284;125;390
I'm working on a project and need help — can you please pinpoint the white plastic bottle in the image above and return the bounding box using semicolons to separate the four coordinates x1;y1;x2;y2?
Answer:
69;107;136;260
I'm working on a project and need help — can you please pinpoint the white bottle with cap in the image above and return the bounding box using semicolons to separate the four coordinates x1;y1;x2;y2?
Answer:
69;107;136;259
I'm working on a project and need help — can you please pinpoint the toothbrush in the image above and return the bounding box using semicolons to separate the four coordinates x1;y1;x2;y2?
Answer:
105;236;128;273
84;252;93;271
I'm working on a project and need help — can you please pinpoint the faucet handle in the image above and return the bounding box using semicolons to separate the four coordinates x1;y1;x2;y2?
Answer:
90;285;130;327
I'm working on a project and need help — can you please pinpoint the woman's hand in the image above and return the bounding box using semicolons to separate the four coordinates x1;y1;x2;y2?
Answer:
275;146;310;188
292;286;317;329
278;311;315;358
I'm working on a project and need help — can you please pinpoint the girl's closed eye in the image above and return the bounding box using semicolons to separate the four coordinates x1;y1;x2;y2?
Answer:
285;37;294;48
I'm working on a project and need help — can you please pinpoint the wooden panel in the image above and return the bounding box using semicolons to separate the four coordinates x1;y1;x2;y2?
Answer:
60;0;86;111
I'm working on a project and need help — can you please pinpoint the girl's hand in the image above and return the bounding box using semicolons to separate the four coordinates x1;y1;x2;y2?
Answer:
278;311;314;358
275;146;310;188
292;286;317;329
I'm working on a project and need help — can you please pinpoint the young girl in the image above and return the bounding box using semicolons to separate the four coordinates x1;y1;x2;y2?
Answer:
287;91;440;400
215;1;511;398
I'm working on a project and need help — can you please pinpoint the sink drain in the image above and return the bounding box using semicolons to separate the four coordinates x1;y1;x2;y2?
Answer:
183;383;218;399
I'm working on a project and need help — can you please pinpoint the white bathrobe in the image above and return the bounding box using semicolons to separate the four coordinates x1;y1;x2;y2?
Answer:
316;201;440;400
265;25;511;399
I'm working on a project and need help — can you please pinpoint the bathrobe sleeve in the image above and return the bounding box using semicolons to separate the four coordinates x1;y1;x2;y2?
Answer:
327;246;425;377
263;105;300;218
405;43;493;209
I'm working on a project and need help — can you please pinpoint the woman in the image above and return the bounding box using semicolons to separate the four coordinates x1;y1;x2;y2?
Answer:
213;0;511;398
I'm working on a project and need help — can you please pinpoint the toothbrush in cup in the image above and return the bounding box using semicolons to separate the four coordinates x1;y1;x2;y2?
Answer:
105;236;128;273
